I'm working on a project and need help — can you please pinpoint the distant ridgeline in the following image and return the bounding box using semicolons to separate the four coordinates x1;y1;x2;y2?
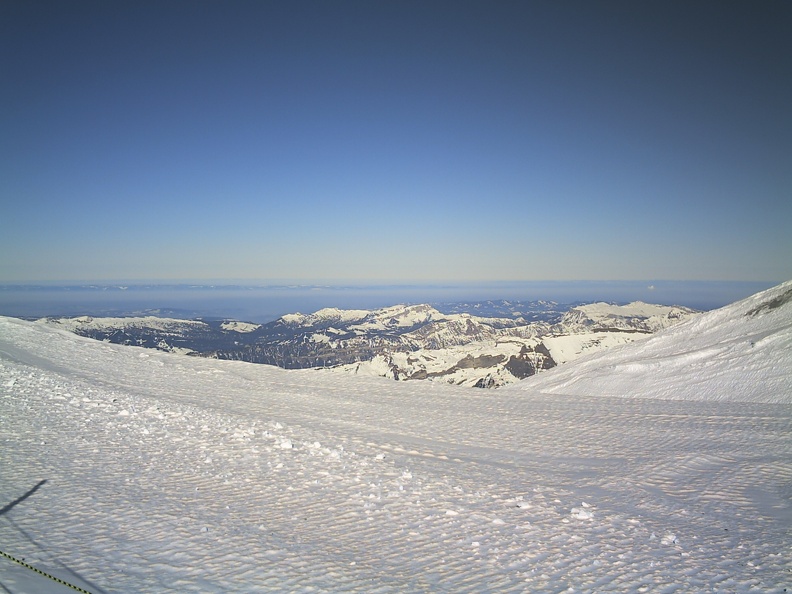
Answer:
41;300;698;388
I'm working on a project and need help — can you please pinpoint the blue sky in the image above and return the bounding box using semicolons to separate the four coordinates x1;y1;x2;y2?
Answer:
1;1;790;284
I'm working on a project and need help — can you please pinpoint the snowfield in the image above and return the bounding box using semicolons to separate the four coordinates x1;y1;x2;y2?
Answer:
1;281;791;592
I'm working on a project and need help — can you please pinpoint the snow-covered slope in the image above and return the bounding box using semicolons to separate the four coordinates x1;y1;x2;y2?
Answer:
1;284;791;592
508;280;792;403
331;338;548;388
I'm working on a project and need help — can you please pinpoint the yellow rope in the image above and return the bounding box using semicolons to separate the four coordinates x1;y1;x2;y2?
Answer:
0;548;94;594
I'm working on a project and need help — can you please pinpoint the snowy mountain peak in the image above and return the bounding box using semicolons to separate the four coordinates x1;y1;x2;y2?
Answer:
279;307;372;327
277;303;448;333
560;301;698;332
220;321;261;333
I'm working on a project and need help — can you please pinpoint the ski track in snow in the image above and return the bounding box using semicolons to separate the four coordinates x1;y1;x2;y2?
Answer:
1;316;791;593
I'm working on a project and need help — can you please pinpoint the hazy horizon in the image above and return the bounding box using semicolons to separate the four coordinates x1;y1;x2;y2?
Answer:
0;279;778;323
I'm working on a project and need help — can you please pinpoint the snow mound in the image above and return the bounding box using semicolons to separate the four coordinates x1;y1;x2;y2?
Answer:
507;280;792;403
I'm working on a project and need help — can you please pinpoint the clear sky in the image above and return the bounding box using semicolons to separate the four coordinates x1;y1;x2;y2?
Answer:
1;1;790;284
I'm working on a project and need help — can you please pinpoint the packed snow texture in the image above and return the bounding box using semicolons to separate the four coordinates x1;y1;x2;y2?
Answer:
0;281;791;592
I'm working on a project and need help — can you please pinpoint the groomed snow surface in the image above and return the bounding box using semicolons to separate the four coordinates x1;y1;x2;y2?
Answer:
1;281;791;593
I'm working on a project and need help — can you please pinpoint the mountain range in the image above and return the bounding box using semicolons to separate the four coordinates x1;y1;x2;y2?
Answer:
41;299;698;388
